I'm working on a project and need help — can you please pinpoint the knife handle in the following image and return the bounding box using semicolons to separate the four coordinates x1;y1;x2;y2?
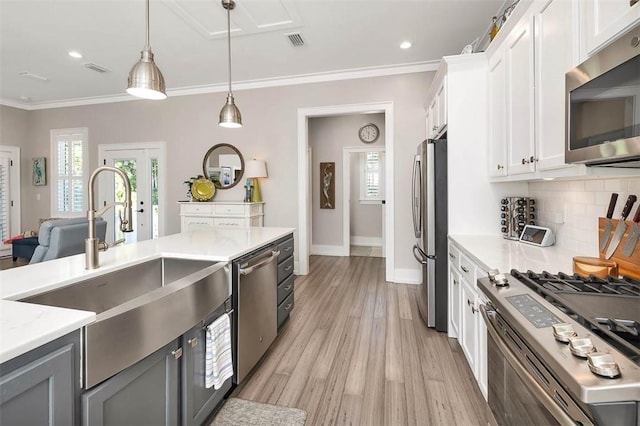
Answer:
606;193;618;219
621;195;637;220
634;204;640;224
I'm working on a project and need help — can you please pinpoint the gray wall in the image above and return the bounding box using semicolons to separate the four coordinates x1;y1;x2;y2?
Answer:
0;105;29;151
2;71;433;271
309;113;384;247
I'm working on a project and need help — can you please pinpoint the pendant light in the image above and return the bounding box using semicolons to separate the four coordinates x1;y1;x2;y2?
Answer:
127;0;167;100
219;0;242;128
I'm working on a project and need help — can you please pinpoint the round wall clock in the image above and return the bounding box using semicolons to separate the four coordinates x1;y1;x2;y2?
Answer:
358;123;380;143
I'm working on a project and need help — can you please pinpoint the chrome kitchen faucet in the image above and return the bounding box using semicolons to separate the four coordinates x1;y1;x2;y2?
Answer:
85;166;133;269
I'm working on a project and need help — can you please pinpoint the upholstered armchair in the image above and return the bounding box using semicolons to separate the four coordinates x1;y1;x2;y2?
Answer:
30;217;107;264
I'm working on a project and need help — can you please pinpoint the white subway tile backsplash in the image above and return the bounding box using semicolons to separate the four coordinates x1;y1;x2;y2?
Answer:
529;177;640;257
584;180;604;192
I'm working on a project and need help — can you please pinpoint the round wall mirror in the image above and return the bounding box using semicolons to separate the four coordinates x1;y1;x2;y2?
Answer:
202;143;245;189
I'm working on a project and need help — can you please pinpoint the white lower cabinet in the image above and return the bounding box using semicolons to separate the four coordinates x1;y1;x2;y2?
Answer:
460;278;478;374
448;239;488;400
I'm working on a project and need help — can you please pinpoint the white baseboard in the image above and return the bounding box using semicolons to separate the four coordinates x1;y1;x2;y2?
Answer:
310;244;348;257
392;268;421;284
350;236;383;247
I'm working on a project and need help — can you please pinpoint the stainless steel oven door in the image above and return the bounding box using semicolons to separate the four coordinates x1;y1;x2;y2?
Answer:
480;304;594;426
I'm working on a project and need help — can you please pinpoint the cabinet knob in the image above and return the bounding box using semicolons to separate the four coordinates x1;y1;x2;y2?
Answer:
453;279;458;286
460;266;469;273
497;164;504;170
521;158;530;164
433;125;438;131
448;253;456;260
171;348;183;359
530;155;538;163
188;338;198;348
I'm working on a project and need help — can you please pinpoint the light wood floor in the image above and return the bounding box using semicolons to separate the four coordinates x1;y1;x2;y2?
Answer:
233;255;492;425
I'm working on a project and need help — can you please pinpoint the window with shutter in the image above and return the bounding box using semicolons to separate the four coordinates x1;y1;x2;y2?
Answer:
359;151;384;203
51;128;88;216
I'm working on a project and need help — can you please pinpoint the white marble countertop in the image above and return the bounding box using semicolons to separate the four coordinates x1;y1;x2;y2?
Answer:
0;227;294;364
449;234;577;274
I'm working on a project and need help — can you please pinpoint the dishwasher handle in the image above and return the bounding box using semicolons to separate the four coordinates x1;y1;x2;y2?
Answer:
239;250;280;275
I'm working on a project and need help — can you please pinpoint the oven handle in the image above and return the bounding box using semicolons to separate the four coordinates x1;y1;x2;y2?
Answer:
479;304;577;426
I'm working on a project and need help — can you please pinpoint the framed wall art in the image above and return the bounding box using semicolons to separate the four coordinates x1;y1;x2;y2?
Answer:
320;162;335;209
32;157;46;186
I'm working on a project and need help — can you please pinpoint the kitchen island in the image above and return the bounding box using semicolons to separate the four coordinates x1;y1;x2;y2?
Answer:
0;227;294;364
0;227;294;425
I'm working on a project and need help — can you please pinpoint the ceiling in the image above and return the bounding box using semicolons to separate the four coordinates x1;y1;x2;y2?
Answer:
0;0;503;109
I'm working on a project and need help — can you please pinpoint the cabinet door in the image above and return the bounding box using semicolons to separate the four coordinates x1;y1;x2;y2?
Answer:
0;344;76;426
449;266;461;338
535;0;576;171
506;18;536;175
488;51;508;177
82;340;180;426
182;318;233;426
436;78;447;134
428;99;438;138
582;0;640;57
460;279;478;374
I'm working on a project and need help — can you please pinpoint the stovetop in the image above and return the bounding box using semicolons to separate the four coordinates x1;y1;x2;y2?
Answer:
510;270;640;364
477;271;640;405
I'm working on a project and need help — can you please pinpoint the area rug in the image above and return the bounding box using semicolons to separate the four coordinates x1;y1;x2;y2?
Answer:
211;398;307;426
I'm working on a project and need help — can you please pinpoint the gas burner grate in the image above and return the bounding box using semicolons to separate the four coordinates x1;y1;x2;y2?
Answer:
520;270;640;296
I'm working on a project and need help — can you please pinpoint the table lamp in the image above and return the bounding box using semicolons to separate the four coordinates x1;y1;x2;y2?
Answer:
245;159;267;202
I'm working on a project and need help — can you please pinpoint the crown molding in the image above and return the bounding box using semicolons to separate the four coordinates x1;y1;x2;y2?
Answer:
0;60;439;111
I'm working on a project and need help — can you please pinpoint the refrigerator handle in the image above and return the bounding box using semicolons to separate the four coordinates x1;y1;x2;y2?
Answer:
411;155;421;238
413;244;427;264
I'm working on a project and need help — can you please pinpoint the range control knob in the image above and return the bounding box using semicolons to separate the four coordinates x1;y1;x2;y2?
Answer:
587;352;620;378
552;323;577;343
569;337;596;358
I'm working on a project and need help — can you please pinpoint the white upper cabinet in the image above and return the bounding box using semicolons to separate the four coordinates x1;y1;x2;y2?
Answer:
426;76;448;139
488;53;508;177
487;0;583;180
581;0;640;59
505;18;536;175
534;0;578;171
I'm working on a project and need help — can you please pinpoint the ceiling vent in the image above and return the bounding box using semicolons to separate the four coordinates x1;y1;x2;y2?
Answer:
83;62;110;73
285;32;305;47
18;71;49;82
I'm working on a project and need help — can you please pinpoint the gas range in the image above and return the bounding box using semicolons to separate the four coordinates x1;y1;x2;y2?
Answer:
478;270;640;424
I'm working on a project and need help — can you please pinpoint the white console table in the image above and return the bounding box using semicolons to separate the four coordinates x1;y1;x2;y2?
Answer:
178;201;264;231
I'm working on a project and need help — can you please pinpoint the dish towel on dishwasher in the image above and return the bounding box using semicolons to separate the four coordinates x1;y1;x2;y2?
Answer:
205;313;233;389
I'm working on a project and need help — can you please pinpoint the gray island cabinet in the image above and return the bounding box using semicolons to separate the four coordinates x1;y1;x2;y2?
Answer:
0;331;81;425
81;303;233;426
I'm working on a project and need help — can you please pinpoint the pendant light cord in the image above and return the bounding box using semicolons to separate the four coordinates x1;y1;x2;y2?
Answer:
144;0;150;50
227;5;232;95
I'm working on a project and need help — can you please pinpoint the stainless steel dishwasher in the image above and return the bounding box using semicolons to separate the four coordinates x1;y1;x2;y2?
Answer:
233;244;279;383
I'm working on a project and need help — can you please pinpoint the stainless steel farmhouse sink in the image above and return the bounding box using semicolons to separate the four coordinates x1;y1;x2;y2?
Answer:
21;257;230;388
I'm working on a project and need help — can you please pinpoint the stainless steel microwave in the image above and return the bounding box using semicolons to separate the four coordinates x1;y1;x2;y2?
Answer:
566;24;640;167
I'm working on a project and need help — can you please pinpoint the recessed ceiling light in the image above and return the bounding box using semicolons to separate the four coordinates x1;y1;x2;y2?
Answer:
543;177;556;181
68;50;83;59
400;41;412;49
18;96;31;101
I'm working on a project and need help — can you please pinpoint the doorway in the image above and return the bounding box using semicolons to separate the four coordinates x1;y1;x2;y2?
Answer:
297;102;394;281
98;143;166;244
0;146;20;257
343;146;385;258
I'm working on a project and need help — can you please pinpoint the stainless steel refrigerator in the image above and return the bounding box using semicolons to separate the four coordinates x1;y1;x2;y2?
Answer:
412;137;447;331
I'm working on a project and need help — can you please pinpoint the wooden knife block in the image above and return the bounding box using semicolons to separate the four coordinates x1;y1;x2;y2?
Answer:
598;217;640;279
